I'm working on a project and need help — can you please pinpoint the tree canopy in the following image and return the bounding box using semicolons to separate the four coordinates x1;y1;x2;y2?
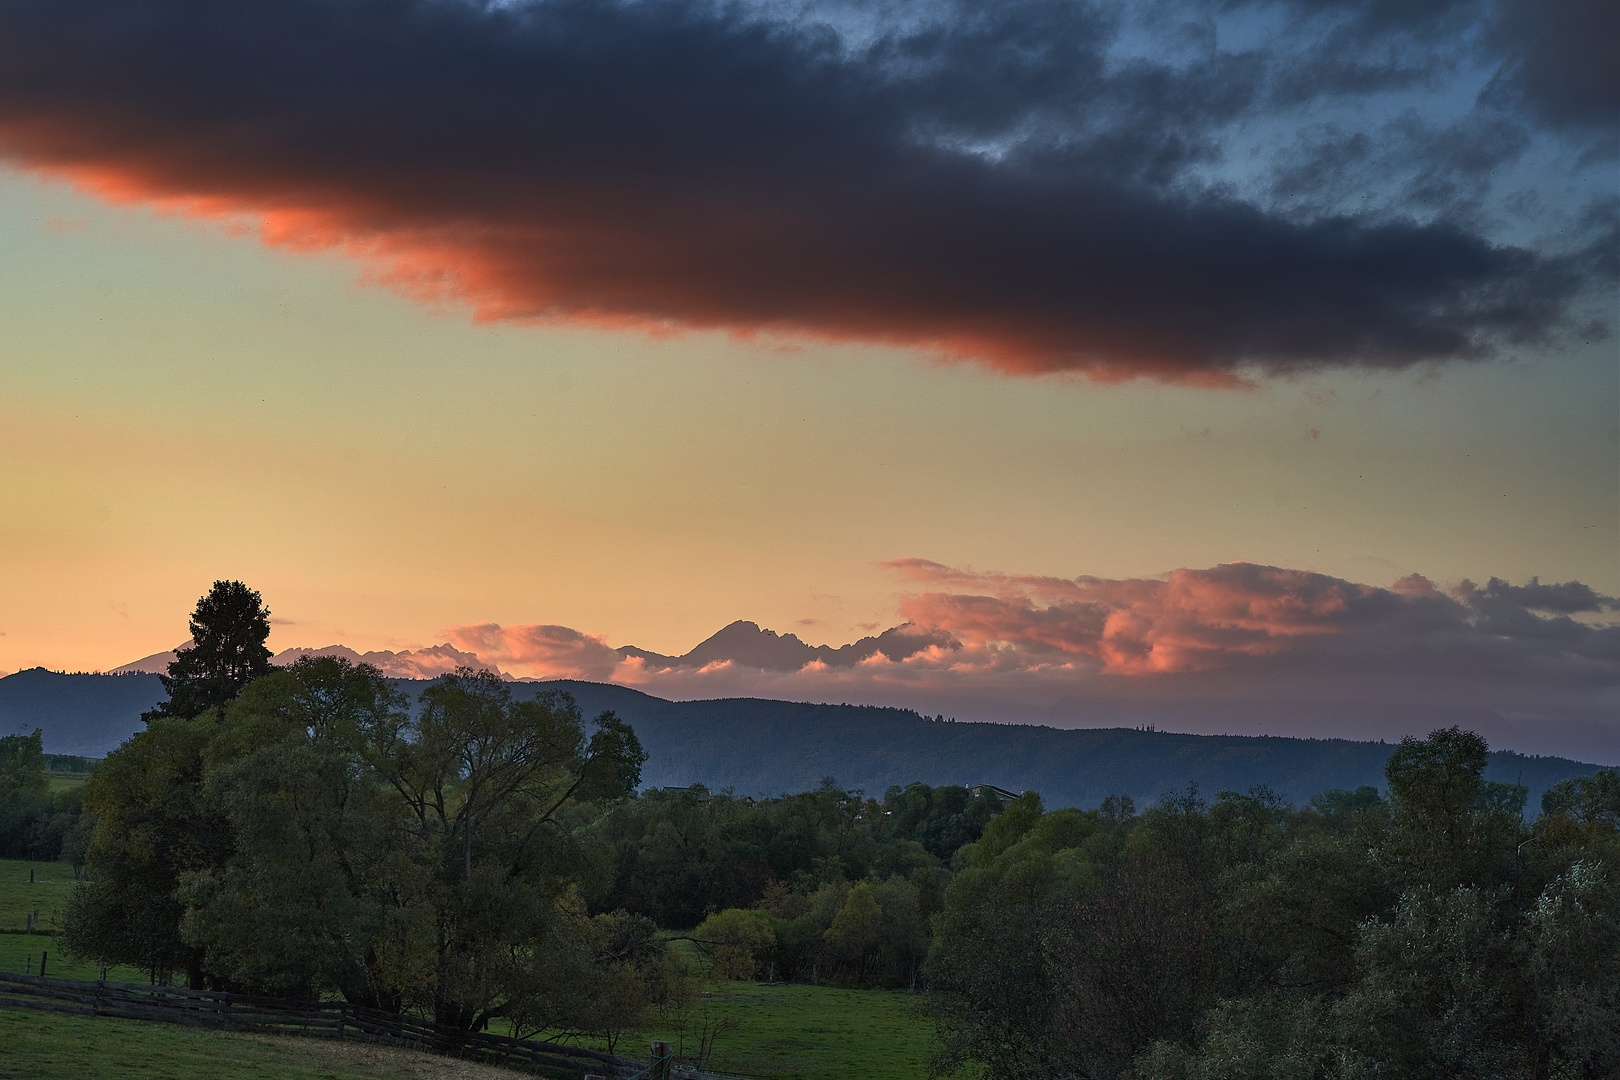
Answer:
144;580;275;721
37;678;1616;1073
924;727;1619;1080
68;658;667;1041
0;729;88;864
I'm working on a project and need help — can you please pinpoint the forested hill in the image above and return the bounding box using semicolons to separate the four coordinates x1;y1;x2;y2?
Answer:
0;668;165;755
521;681;1599;811
1;668;1603;810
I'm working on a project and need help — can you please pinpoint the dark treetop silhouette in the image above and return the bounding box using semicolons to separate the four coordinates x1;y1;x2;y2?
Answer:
143;580;274;722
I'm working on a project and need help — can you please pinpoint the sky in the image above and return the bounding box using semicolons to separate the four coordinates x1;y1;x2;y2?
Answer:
0;0;1616;758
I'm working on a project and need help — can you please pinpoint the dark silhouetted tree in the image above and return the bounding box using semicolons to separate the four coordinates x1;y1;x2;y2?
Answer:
144;580;274;721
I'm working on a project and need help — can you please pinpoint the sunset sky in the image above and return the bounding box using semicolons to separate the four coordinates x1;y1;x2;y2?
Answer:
0;0;1615;756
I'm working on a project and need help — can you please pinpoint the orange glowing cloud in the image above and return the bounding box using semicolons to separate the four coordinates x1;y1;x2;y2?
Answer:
887;561;1376;675
1;0;1602;381
418;563;1615;712
446;623;623;682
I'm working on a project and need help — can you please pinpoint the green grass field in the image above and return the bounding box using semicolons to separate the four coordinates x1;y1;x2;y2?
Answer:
0;982;948;1080
0;858;954;1078
0;857;76;934
507;934;956;1078
0;858;144;981
0;1011;529;1080
530;933;952;1079
642;981;945;1080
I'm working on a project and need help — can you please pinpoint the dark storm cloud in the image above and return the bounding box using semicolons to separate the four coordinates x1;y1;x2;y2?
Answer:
1249;0;1487;105
1268;111;1537;229
1241;0;1616;126
0;0;1609;378
1491;0;1620;130
1463;576;1620;617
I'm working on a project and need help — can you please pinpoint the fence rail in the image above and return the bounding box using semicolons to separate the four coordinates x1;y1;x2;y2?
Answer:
0;972;647;1078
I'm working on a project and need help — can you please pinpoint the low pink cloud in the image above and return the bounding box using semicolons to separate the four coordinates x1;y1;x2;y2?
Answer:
272;643;502;680
889;561;1373;675
228;561;1612;749
445;623;622;681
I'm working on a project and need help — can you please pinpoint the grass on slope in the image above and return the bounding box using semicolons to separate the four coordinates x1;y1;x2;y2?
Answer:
673;982;943;1080
0;858;77;934
3;859;954;1078
560;980;954;1080
0;976;947;1080
0;1011;529;1080
0;858;143;981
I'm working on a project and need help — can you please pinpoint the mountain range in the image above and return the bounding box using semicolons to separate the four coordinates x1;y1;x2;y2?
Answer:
1;667;1605;813
617;620;956;670
95;621;1620;763
111;619;954;679
110;640;503;679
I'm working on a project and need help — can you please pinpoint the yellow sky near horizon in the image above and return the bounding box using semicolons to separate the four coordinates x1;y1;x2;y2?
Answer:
1;168;1616;676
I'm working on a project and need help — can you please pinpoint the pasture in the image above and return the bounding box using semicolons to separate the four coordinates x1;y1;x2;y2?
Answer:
558;980;948;1080
0;858;142;981
0;1011;530;1080
1;858;949;1078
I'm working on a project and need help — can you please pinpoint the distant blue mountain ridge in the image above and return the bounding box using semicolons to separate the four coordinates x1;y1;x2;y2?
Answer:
0;667;1605;814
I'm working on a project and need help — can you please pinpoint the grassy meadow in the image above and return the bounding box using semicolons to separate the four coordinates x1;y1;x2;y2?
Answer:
1;858;949;1079
0;976;947;1080
625;981;944;1080
0;1011;531;1080
0;857;76;934
1;853;535;1077
542;937;951;1079
0;857;142;981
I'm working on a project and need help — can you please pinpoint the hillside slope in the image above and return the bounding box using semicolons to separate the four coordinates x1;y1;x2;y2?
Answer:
0;669;165;755
2;669;1603;811
528;680;1598;811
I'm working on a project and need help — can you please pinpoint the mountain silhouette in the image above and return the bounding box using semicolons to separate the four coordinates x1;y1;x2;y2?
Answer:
618;620;956;671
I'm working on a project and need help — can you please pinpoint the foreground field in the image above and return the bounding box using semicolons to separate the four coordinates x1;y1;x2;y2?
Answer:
0;987;945;1080
0;1011;528;1080
1;859;947;1079
558;981;947;1080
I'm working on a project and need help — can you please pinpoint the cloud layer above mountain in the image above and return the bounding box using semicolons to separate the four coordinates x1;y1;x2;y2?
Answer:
1;0;1612;380
116;641;506;679
423;562;1617;732
883;559;1620;683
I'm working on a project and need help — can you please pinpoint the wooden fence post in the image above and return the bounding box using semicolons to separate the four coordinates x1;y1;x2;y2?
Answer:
651;1040;673;1080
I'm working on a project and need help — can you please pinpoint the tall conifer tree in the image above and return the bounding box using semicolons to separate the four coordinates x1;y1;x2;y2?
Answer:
144;580;274;721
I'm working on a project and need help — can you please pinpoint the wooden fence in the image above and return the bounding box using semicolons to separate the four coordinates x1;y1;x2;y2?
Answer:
0;972;646;1079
